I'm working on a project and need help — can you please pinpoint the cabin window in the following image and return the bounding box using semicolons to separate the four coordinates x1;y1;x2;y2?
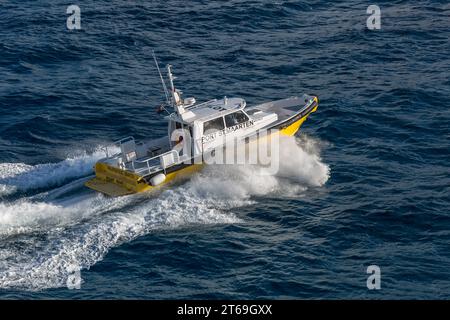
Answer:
224;111;249;127
203;117;225;134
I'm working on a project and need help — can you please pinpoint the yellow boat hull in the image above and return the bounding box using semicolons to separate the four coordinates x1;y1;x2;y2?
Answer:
279;104;317;136
85;163;202;197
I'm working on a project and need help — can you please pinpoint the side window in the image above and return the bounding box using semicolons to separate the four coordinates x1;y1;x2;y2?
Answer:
224;111;249;127
203;117;225;134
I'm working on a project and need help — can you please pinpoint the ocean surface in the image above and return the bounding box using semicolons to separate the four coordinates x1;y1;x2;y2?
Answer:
0;0;449;299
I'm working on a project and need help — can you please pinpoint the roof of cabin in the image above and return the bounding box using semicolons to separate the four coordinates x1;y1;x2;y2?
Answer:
165;97;246;124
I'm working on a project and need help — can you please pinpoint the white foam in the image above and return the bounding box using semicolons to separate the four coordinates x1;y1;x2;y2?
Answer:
276;135;330;187
0;189;242;290
0;135;329;290
0;163;32;179
190;135;330;199
0;194;131;237
0;148;113;196
0;163;33;196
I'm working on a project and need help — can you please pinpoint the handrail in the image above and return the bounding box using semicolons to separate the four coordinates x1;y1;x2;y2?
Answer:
133;149;181;175
134;149;175;164
101;146;109;158
101;136;135;158
114;136;135;145
186;99;217;110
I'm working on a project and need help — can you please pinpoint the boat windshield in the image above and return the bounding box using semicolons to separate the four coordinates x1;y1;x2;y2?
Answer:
203;117;225;133
224;111;249;127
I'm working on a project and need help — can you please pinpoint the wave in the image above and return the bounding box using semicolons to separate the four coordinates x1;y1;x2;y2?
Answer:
193;134;330;199
0;194;131;237
0;135;329;290
0;147;113;196
0;189;243;290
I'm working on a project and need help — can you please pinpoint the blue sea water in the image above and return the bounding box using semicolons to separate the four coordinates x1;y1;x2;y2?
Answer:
0;0;449;299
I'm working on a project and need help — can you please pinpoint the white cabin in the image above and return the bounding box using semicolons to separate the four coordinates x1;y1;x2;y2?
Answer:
166;96;277;157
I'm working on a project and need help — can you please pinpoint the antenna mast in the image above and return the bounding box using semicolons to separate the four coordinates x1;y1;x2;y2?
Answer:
152;50;170;106
167;64;182;108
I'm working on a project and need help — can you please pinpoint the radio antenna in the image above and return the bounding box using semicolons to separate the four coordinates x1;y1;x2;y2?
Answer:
152;50;170;106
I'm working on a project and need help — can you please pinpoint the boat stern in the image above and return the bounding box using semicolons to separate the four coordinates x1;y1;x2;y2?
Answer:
85;162;152;197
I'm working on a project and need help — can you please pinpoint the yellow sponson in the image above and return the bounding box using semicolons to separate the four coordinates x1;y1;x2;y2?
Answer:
85;162;150;196
85;162;202;197
280;97;318;136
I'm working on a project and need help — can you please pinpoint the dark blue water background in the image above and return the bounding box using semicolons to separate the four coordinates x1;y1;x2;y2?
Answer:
0;0;449;298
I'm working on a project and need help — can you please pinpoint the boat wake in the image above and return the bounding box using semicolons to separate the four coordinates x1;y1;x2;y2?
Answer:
0;149;108;196
0;135;329;290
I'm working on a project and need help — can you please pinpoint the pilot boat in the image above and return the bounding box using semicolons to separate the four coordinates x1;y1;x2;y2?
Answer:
85;61;318;196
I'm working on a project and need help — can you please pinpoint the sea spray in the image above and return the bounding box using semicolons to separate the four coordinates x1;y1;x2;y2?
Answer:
0;146;117;196
0;135;329;290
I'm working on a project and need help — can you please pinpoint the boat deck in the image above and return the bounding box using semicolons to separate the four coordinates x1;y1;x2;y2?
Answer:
251;95;313;122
